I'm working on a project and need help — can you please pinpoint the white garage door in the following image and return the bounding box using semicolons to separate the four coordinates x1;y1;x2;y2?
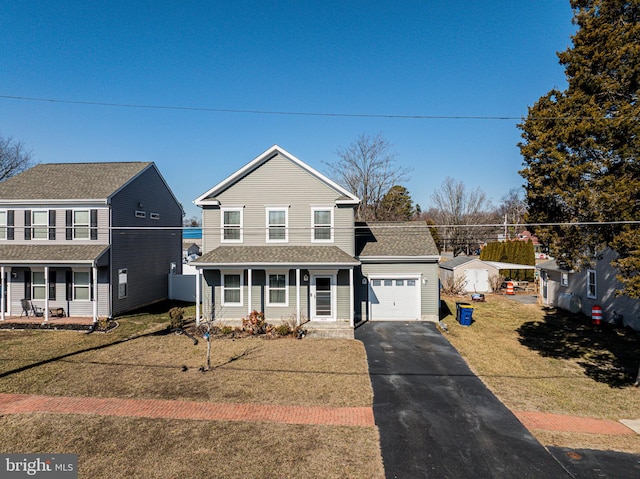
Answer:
369;277;420;321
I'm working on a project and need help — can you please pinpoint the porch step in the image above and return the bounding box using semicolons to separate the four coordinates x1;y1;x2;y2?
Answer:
302;322;354;339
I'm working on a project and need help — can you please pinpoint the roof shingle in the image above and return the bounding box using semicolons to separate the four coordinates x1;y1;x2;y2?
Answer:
194;246;359;266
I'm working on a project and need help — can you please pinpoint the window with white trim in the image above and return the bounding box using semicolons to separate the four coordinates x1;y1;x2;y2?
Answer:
266;208;288;242
312;207;333;242
267;272;288;306
32;210;48;239
221;208;243;242
32;271;46;300
74;271;91;300
0;211;6;240
587;269;597;299
118;268;128;299
561;273;569;287
222;273;242;305
73;210;90;239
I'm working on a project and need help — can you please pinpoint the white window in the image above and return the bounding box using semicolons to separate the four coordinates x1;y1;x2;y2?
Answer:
0;211;6;240
312;207;333;242
266;208;288;242
73;210;90;239
118;268;128;299
222;273;242;305
32;210;48;239
150;212;160;220
74;271;91;300
135;210;146;218
561;273;569;287
267;272;288;306
221;208;243;243
587;269;597;299
32;271;46;300
371;279;381;286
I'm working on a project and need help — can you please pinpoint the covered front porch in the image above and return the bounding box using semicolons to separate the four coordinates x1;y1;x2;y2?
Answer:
0;244;110;323
193;246;360;337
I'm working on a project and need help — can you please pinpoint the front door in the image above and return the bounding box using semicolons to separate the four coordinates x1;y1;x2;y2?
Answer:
311;275;335;321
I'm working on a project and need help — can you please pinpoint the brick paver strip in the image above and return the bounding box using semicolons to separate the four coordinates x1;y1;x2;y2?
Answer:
0;393;375;427
515;411;635;435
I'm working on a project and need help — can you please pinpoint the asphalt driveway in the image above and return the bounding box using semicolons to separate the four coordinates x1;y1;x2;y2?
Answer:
356;321;570;478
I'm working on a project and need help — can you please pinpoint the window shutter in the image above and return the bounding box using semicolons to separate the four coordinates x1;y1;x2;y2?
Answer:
24;210;31;240
49;270;56;300
7;210;14;240
65;270;72;301
90;209;98;240
24;271;31;300
49;210;56;240
65;210;73;240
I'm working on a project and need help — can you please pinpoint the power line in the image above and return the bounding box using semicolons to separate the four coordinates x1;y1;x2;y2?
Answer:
3;94;639;121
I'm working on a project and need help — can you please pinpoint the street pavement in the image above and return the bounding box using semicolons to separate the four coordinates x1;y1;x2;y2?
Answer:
356;321;639;478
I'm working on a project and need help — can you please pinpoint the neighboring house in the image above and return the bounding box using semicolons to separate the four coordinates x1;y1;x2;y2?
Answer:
440;257;536;293
183;241;202;260
0;162;183;322
192;145;440;337
538;249;640;330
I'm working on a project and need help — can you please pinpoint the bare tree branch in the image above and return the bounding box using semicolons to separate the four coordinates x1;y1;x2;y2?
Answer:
0;135;34;182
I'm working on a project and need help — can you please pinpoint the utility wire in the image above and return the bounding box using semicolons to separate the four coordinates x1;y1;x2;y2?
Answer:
3;94;639;121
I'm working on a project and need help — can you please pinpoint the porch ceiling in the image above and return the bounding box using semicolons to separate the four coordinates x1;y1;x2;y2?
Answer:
193;245;359;267
0;244;110;265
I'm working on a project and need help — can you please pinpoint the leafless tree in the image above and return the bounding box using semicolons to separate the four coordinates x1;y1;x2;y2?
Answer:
325;133;411;221
430;177;496;256
496;188;528;239
0;135;33;182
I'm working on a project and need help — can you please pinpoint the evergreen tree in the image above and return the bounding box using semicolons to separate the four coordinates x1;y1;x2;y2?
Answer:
518;0;640;296
378;185;415;221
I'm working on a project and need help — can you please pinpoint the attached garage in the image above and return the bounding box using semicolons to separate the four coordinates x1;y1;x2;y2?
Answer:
369;275;421;321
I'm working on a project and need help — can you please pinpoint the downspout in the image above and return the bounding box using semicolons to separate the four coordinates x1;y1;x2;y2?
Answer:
349;267;354;328
296;268;300;326
1;266;4;321
247;268;252;317
44;266;49;322
92;263;98;323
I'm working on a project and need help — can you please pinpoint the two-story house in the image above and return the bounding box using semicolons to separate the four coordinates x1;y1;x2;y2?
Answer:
193;146;440;337
0;162;183;322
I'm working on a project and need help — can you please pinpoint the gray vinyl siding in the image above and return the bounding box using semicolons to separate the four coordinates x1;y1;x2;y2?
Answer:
2;206;109;244
542;249;640;331
201;154;355;255
201;268;353;323
6;267;110;317
109;166;183;316
359;261;440;321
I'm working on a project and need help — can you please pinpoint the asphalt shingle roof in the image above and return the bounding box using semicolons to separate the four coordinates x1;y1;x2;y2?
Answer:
438;256;476;270
194;246;359;266
356;222;439;257
0;162;151;200
0;244;110;264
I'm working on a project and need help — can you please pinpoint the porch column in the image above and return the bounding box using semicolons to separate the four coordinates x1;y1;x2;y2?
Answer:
1;266;5;321
349;267;354;328
195;269;201;326
247;268;252;316
44;266;49;322
92;265;98;323
296;268;301;326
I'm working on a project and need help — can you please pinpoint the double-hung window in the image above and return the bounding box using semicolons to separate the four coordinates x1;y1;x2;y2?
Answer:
587;269;597;299
74;271;91;300
32;271;46;300
73;210;90;239
267;272;288;306
32;210;49;239
266;207;288;242
221;208;243;243
0;211;6;240
222;273;242;305
312;207;333;242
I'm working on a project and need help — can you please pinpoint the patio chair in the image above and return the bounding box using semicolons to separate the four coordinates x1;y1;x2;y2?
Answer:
20;299;44;317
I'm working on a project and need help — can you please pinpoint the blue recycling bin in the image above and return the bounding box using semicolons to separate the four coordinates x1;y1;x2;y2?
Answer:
456;302;474;326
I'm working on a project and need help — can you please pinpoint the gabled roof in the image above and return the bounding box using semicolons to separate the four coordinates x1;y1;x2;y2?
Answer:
356;222;440;260
438;256;477;270
193;245;359;267
194;145;360;206
0;162;154;202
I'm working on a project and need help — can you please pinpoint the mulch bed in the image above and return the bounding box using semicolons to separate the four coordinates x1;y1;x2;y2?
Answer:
0;320;118;333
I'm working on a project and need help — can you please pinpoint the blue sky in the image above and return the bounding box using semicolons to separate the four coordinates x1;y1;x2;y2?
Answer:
0;1;575;219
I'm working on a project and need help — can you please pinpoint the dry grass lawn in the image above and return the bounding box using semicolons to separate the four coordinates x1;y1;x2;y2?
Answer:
0;303;383;479
441;293;640;453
